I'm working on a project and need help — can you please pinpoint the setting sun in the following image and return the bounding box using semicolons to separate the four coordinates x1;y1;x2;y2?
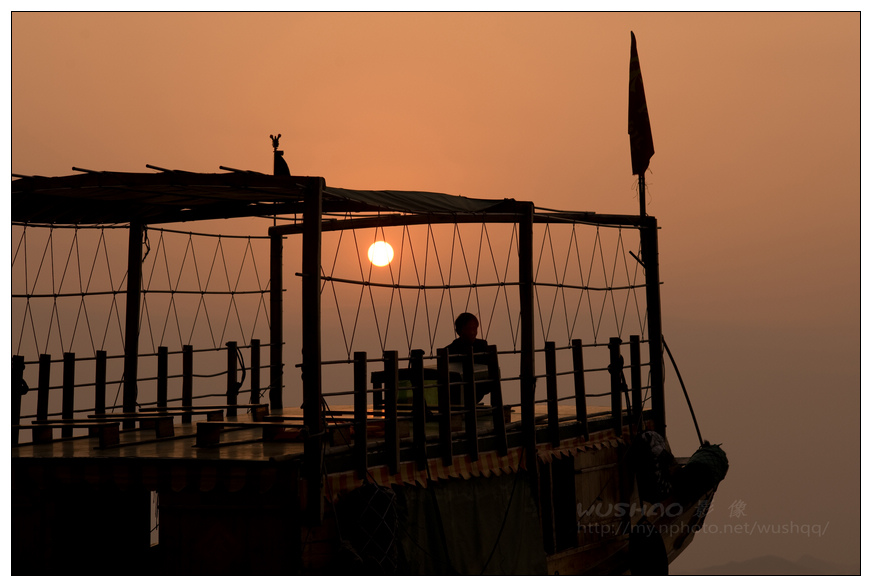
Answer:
367;240;394;267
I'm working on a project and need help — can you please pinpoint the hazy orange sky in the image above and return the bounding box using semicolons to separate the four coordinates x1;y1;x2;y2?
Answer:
8;12;861;572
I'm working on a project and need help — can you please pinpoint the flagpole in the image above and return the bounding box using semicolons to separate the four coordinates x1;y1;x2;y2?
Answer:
638;173;646;217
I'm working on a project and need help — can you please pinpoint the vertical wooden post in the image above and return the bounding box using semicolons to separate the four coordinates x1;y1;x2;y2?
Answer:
95;350;107;415
182;345;193;424
462;347;479;462
353;351;369;476
123;220;143;426
62;352;75;438
250;338;261;406
641;217;666;434
12;356;25;446
157;346;168;410
269;231;284;410
608;338;623;437
410;349;427;470
545;341;560;447
486;345;508;456
383;350;400;474
630;335;642;424
226;341;238;417
571;339;589;440
518;202;538;483
302;178;324;522
37;354;50;423
436;347;453;466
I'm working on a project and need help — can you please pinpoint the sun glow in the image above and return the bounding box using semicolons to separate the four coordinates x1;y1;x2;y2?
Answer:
367;241;394;267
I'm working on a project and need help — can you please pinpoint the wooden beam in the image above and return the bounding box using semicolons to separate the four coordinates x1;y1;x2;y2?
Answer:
302;178;324;522
270;233;283;410
519;202;538;483
641;217;666;434
123;221;142;426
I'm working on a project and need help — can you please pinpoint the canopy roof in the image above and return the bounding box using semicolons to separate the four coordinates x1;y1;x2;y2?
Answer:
11;169;516;225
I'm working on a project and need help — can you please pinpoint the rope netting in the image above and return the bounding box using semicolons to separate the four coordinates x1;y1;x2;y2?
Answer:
318;217;647;362
10;213;650;413
316;215;650;407
11;220;274;416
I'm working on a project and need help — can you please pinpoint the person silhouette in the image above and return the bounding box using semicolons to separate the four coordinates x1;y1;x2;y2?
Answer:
445;312;491;403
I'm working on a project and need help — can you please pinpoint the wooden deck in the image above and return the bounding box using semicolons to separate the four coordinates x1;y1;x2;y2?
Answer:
11;403;612;464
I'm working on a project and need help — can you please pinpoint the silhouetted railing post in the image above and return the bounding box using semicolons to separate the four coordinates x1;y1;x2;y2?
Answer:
462;348;479;462
62;353;75;438
641;217;666;434
37;354;51;423
630;335;642;424
226;341;238;417
436;347;453;466
410;349;427;470
545;341;560;447
353;352;368;476
182;345;193;424
269;232;284;411
250;339;260;406
157;346;168;410
12;356;26;446
486;345;508;456
95;350;107;415
608;338;624;436
518;202;538;483
123;220;143;422
571;339;589;440
383;350;400;474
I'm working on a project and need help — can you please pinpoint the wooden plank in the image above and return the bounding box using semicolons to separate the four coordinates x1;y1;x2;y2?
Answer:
410;349;427;470
196;421;308;447
353;351;368;476
486;345;508;456
437;347;453;466
17;422;121;448
571;339;589;440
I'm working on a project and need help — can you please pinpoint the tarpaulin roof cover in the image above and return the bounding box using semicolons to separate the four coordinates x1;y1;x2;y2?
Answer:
11;170;514;225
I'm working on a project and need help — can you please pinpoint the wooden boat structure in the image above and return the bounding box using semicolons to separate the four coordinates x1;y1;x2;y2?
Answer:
10;140;727;575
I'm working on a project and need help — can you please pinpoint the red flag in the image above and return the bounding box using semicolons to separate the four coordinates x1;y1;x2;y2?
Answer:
628;31;655;176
